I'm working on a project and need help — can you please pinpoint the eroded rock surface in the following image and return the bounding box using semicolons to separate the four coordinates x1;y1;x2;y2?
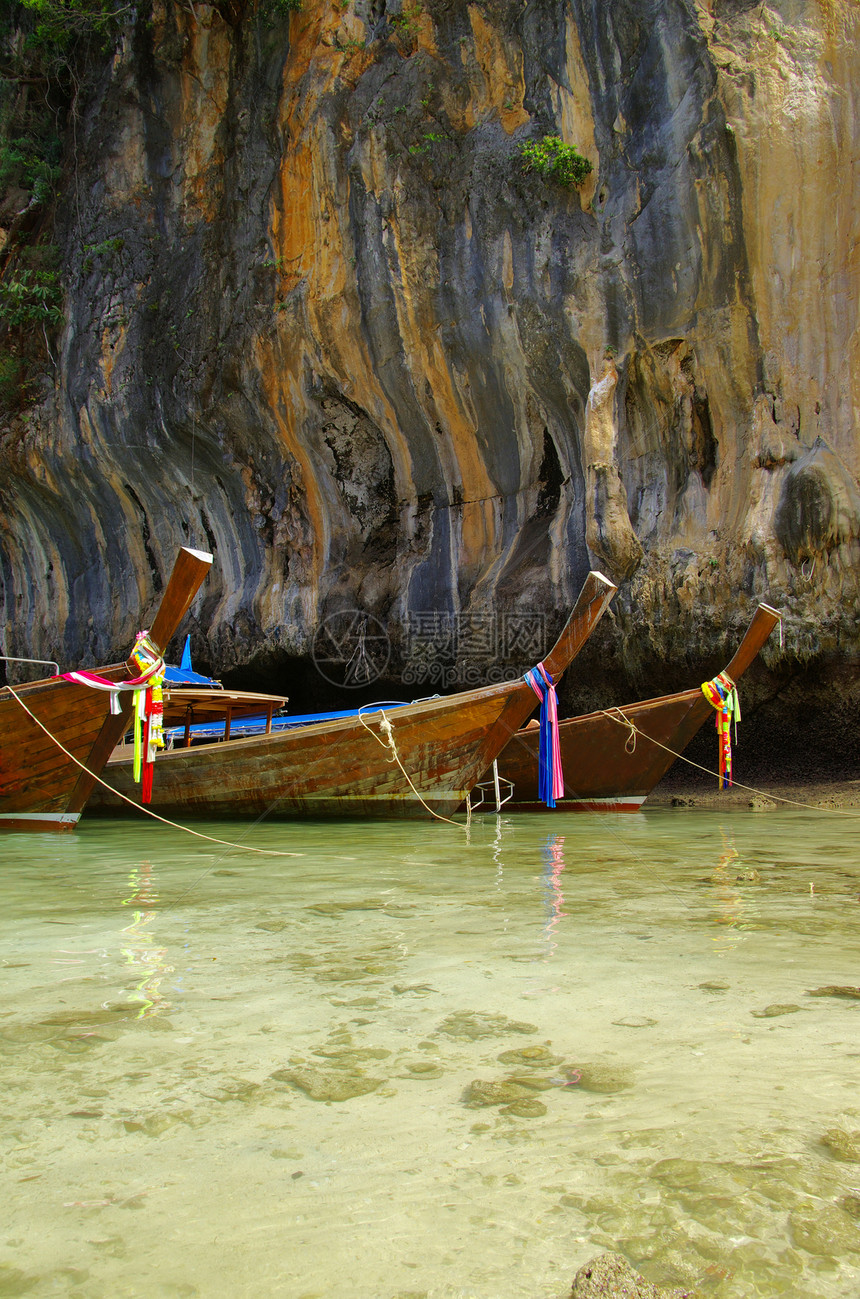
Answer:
0;0;857;751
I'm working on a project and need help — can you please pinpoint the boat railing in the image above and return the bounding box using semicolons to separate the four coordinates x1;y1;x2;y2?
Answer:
1;654;61;683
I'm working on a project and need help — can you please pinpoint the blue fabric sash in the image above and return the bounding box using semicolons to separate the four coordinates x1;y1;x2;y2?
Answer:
523;662;564;808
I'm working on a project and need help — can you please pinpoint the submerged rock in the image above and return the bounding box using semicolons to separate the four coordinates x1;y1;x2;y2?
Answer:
500;1098;546;1118
821;1128;860;1162
270;1067;385;1102
569;1251;701;1297
496;1045;562;1068
649;1159;743;1197
750;1003;801;1017
436;1011;537;1041
398;1061;443;1080
575;1063;635;1093
462;1079;533;1108
789;1202;860;1254
807;985;860;999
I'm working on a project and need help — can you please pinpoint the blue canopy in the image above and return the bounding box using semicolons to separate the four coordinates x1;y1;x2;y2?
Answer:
163;702;410;744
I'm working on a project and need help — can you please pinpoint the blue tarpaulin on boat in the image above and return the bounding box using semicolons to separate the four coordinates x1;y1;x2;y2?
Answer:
163;702;410;744
163;664;221;686
163;636;220;686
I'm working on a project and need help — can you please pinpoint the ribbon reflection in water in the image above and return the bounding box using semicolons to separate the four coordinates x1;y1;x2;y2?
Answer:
121;861;173;1018
541;833;567;958
709;828;758;955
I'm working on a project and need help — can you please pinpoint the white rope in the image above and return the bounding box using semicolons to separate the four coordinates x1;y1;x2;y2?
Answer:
605;706;637;754
358;708;466;828
3;682;302;856
599;708;860;818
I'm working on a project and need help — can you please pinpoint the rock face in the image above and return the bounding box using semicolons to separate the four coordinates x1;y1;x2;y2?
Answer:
0;0;858;747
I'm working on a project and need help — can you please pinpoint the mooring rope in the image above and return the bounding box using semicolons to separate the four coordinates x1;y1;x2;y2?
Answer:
357;707;466;829
604;706;637;754
3;682;302;856
599;708;860;819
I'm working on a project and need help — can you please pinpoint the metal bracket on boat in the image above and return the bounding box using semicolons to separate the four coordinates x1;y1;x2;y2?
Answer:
1;654;60;679
470;760;514;814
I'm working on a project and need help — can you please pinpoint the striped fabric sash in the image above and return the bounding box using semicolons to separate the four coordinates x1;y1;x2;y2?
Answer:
524;662;564;808
61;631;164;715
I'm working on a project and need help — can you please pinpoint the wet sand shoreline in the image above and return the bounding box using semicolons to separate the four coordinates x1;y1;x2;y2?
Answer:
648;768;860;811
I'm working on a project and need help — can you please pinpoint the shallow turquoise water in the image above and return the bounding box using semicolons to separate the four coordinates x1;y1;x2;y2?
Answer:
1;807;858;1298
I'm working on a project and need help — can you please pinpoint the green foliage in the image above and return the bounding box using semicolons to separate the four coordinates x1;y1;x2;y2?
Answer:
519;135;593;189
391;3;422;36
268;0;302;13
0;351;22;405
409;130;444;155
0;265;62;326
0;135;61;201
16;0;126;60
81;234;124;272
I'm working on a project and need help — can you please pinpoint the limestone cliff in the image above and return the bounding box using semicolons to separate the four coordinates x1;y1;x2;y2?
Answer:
0;0;857;769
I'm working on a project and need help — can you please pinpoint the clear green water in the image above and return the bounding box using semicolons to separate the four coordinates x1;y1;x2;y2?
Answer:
1;808;858;1298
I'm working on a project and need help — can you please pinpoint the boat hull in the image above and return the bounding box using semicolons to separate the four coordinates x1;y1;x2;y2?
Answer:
492;602;781;812
0;547;212;832
90;569;618;822
92;680;542;819
0;673;125;829
495;688;710;812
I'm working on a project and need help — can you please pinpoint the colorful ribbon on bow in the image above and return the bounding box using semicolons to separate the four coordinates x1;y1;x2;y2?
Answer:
134;670;165;803
701;670;741;789
62;629;165;802
524;662;564;808
62;630;164;713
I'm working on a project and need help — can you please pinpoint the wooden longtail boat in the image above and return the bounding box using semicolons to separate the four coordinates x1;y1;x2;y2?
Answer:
89;570;617;820
0;547;212;832
489;603;781;812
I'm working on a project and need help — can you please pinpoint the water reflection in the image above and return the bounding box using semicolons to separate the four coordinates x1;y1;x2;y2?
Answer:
120;860;173;1017
709;827;756;955
541;833;566;958
1;812;857;1299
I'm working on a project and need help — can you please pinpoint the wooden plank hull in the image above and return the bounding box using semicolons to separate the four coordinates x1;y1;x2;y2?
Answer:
92;682;537;819
0;669;130;831
492;602;782;812
494;687;711;812
89;571;618;822
0;548;212;833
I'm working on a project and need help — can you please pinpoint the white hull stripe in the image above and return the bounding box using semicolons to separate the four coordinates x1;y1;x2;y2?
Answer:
0;811;80;824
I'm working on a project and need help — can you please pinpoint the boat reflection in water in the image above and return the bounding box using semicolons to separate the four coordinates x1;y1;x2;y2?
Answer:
120;860;173;1018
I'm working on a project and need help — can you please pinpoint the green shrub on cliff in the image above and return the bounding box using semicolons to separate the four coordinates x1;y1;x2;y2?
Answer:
519;135;592;189
0;265;61;326
0;135;61;206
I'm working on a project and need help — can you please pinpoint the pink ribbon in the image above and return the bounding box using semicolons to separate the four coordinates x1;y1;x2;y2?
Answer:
525;661;564;807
